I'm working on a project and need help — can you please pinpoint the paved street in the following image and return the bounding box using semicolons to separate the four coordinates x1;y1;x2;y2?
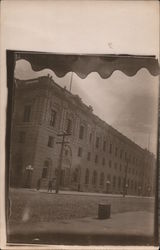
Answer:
7;210;154;245
8;210;154;235
7;188;155;245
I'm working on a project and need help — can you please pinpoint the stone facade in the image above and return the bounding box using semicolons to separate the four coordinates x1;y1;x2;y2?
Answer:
10;76;156;196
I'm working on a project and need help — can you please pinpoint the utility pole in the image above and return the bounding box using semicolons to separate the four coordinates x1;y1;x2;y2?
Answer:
56;132;71;194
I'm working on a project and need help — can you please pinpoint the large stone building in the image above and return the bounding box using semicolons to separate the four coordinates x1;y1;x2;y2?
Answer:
10;76;156;196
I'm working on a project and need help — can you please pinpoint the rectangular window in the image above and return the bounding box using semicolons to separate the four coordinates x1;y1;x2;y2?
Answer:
125;152;127;160
123;178;125;187
23;105;31;122
95;155;98;164
103;140;106;151
133;156;135;164
78;147;82;157
96;137;99;148
79;125;84;139
113;176;116;188
120;150;123;159
48;136;54;147
87;152;91;161
114;162;117;169
89;133;92;143
109;143;112;154
65;149;68;156
119;164;122;171
102;157;105;166
109;160;112;168
19;131;26;143
128;179;130;187
66;118;72;134
115;147;118;157
128;155;131;163
50;110;57;127
118;177;121;188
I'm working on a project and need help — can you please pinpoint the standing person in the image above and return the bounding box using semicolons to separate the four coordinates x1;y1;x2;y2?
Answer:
52;178;56;192
36;178;41;191
48;179;53;193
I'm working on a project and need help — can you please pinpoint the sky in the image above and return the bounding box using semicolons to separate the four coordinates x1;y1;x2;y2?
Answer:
15;59;159;154
1;0;159;154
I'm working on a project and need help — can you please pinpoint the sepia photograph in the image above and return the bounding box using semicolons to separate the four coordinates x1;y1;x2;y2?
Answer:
6;51;159;246
0;0;159;249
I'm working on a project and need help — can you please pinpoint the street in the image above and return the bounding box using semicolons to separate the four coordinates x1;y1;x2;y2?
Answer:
7;188;155;245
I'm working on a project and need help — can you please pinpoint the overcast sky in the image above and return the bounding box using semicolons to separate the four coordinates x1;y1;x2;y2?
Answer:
15;59;159;154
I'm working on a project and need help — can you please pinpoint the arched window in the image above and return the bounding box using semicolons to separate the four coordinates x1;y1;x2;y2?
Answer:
92;170;97;186
42;161;49;178
73;168;79;182
85;169;89;184
100;172;104;186
41;159;51;178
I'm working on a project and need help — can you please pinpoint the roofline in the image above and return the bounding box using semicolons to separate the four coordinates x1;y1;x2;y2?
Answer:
14;76;155;156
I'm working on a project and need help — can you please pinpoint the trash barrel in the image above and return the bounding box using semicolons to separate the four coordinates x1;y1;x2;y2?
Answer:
98;203;111;219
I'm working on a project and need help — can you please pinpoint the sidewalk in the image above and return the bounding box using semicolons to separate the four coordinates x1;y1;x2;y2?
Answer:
7;210;154;245
31;188;154;199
